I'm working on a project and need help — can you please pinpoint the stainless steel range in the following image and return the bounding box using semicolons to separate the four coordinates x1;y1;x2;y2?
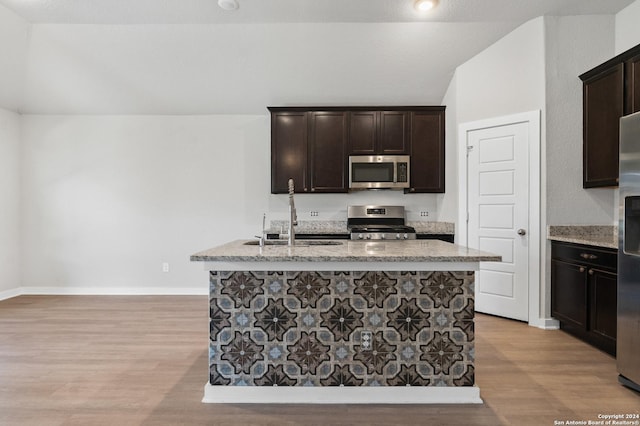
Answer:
347;205;416;240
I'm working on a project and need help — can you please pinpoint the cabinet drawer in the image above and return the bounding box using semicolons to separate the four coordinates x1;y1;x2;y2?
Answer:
551;242;617;271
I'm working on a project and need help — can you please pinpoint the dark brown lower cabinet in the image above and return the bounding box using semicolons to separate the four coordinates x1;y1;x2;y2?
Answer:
551;241;617;356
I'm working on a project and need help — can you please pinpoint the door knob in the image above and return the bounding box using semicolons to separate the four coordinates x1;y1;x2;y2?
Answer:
517;229;526;236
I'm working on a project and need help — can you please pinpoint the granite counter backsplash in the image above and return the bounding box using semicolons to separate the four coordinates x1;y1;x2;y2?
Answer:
268;220;454;235
269;220;347;234
547;225;617;249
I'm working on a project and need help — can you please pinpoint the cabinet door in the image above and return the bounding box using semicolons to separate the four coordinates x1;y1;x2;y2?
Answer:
407;110;445;193
551;259;588;329
379;111;409;154
348;111;377;155
583;63;624;188
271;112;308;194
309;111;348;193
589;268;617;347
626;54;640;114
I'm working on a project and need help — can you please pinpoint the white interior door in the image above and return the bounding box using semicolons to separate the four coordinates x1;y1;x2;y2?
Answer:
467;121;529;321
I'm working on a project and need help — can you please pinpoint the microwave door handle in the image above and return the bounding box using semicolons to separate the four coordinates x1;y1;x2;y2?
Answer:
393;163;397;184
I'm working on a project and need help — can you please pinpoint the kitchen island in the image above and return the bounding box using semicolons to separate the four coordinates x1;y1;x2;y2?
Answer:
190;239;500;404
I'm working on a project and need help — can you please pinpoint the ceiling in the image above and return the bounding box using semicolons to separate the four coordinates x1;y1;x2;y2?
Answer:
0;0;635;24
0;0;635;115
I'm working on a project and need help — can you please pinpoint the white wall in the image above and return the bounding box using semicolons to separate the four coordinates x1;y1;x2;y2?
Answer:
438;70;458;225
545;16;616;226
20;115;270;291
0;108;21;293
19;115;439;291
21;22;509;115
455;18;546;125
0;4;29;113
442;17;546;230
616;0;640;53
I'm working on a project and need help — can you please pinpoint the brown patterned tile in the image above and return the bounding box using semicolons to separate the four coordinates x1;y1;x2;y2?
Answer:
354;331;397;375
420;331;463;375
209;298;232;338
353;271;398;308
220;331;264;374
453;364;474;386
320;365;364;386
386;365;431;386
221;272;265;308
287;331;330;375
286;272;330;308
254;298;297;341
209;270;475;387
387;298;430;341
420;272;465;308
254;365;297;386
320;298;364;341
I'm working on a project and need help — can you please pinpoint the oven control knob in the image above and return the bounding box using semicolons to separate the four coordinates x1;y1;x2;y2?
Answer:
396;233;401;239
381;234;386;240
358;234;364;240
403;233;408;239
366;234;372;240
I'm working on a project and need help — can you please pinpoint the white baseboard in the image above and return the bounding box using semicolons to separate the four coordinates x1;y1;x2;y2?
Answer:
0;286;207;300
530;317;560;330
0;287;21;301
203;383;483;404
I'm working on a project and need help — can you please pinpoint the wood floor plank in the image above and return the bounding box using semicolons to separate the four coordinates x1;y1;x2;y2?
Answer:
0;295;638;425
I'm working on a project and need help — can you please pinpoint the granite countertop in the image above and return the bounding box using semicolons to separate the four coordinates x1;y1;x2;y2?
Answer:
268;220;454;235
190;239;499;263
547;225;618;249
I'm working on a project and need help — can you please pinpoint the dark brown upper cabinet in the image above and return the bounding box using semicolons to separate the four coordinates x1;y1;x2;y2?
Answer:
308;111;348;193
269;106;445;194
581;64;624;188
627;53;640;114
270;108;347;194
406;109;446;193
348;111;409;155
270;110;308;193
580;42;640;188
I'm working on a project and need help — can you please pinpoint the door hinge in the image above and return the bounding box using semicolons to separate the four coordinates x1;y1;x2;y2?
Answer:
466;145;474;157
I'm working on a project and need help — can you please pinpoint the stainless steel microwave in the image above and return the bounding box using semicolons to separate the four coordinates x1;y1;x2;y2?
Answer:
348;155;410;189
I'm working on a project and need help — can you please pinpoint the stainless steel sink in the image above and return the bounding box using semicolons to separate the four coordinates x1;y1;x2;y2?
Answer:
243;240;343;246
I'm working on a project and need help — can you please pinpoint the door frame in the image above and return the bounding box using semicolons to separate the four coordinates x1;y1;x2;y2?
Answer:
457;110;548;328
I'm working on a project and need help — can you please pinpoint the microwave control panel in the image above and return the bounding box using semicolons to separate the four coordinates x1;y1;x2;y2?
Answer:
397;162;408;183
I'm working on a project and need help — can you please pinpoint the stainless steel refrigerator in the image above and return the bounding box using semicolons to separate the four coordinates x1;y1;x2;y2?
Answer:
618;111;640;392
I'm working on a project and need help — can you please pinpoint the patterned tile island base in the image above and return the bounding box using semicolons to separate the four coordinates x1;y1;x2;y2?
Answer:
208;270;476;395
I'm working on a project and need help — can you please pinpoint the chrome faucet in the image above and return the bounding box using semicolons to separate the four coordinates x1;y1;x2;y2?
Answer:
288;178;297;246
254;213;266;247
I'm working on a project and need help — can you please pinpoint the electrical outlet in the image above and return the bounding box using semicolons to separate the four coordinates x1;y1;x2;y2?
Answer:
162;262;170;273
361;331;372;351
420;211;429;217
310;211;319;217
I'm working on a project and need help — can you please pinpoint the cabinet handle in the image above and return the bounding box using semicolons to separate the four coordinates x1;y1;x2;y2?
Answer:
311;188;315;192
579;253;598;260
579;267;586;273
588;269;594;275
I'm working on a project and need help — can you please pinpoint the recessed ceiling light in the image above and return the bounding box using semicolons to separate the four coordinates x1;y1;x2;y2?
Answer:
414;0;438;12
218;0;239;11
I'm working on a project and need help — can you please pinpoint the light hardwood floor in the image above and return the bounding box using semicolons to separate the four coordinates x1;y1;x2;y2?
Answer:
0;295;638;425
